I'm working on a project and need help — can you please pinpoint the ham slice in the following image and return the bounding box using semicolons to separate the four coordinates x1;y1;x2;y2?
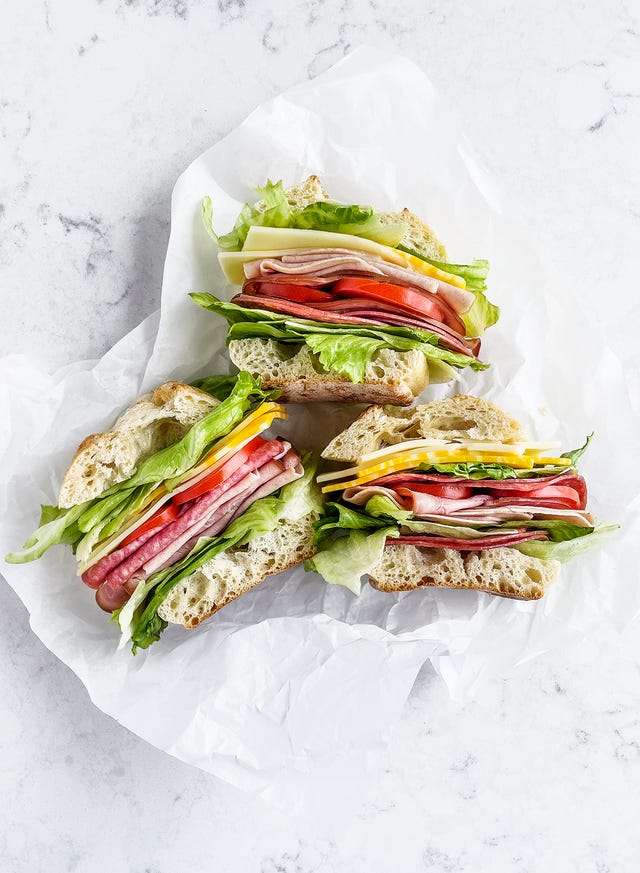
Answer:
92;440;288;610
243;250;475;314
373;472;587;510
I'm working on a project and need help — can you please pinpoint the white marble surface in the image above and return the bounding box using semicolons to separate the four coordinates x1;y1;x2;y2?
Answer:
1;1;639;871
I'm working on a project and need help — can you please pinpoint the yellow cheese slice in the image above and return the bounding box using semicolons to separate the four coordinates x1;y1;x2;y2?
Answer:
217;226;465;288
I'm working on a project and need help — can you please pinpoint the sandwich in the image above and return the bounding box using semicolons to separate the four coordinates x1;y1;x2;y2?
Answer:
6;373;323;651
307;396;617;599
192;177;498;405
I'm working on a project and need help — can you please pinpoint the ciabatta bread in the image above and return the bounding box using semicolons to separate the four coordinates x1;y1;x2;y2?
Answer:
322;395;525;462
369;545;560;601
58;382;219;508
158;512;318;627
228;338;429;406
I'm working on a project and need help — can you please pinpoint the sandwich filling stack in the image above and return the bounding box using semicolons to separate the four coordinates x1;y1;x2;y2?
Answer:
192;177;498;405
6;373;323;650
308;396;616;599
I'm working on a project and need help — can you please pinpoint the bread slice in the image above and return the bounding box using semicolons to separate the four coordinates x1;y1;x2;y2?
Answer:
228;338;429;405
157;512;318;627
369;544;560;600
322;395;525;462
253;175;328;212
58;382;219;508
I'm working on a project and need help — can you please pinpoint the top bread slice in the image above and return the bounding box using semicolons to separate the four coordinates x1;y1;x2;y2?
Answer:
322;395;525;462
264;176;448;260
58;382;219;508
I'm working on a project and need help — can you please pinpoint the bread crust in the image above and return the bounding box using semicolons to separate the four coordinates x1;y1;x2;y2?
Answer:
228;338;429;407
322;395;525;461
58;381;218;508
369;544;560;601
157;513;319;628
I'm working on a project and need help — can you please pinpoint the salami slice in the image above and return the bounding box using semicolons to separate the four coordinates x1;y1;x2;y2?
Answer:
389;530;548;550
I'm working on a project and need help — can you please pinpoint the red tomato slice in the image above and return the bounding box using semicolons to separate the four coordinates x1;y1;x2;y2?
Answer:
254;282;334;304
332;277;450;325
120;503;180;548
487;484;582;509
172;434;267;506
403;483;475;500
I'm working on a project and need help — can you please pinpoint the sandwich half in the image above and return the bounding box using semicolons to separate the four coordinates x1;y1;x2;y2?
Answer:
6;373;323;650
307;396;616;599
192;177;498;405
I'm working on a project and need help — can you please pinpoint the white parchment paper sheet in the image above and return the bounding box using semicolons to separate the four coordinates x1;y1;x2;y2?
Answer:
1;47;636;810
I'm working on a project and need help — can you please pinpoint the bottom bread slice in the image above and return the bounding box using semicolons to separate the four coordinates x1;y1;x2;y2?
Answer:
369;545;560;600
228;338;429;405
157;513;317;628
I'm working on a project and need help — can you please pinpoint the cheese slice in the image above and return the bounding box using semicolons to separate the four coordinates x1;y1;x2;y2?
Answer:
320;449;570;493
357;439;562;464
217;226;466;288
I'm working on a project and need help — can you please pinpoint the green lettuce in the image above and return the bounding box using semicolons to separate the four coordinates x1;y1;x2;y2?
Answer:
306;527;398;595
191;294;486;382
202;181;294;252
291;201;406;246
190;374;239;401
6;502;88;564
415;461;577;480
202;180;407;251
561;433;593;467
514;523;619;562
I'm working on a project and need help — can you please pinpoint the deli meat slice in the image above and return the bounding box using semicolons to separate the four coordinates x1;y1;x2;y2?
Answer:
389;530;548;550
373;472;587;510
243;251;475;314
232;294;477;357
90;439;286;599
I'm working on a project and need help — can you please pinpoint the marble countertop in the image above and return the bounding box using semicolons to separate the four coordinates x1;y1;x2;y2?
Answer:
2;1;639;871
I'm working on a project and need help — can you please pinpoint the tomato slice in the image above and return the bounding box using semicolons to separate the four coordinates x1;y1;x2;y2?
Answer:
404;483;475;500
487;484;582;509
120;502;180;548
331;278;460;331
253;282;334;304
172;434;267;506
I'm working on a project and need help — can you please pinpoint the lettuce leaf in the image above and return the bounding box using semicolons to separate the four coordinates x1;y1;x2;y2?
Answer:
313;501;390;545
190;374;239;401
6;502;88;564
202;181;407;251
304;333;388;383
561;433;593;467
278;452;324;521
514;523;619;562
191;294;486;380
306;527;398;595
291;201;406;247
202;181;294;252
397;247;498;336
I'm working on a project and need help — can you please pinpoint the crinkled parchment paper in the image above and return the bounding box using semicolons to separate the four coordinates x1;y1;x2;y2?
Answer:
1;47;636;812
